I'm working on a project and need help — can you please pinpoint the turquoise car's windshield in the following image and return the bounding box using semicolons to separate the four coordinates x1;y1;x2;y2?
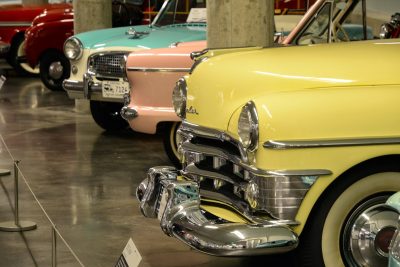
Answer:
152;0;207;27
295;0;398;44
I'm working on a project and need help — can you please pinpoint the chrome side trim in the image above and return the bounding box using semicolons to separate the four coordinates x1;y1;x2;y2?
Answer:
264;138;400;150
0;22;31;27
137;166;299;256
127;67;190;72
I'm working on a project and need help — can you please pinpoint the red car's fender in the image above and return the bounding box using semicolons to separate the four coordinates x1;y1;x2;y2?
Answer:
0;3;71;45
25;8;74;67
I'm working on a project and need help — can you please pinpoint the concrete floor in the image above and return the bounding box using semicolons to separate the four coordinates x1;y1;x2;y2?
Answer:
0;67;297;266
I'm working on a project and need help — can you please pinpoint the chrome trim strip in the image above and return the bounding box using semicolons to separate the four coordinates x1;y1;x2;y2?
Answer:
181;131;332;177
0;22;31;27
180;120;249;161
264;138;400;150
182;163;238;185
127;67;190;72
137;166;299;256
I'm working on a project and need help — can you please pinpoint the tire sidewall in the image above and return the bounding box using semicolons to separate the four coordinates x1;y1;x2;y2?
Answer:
7;34;38;76
39;51;70;91
321;172;400;267
163;122;182;167
90;101;127;131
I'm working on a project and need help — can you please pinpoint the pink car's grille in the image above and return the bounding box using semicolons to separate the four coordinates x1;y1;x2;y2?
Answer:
89;53;126;78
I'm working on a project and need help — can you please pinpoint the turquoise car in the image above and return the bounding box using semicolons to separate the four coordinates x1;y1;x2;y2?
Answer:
63;0;207;130
387;192;400;267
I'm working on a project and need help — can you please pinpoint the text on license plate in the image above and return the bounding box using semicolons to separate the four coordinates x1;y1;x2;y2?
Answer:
102;81;130;99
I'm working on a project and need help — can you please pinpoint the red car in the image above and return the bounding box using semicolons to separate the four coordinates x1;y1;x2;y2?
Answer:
24;0;154;91
0;2;71;75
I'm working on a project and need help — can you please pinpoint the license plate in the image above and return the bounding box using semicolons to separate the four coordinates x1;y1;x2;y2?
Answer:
102;80;129;99
157;188;168;221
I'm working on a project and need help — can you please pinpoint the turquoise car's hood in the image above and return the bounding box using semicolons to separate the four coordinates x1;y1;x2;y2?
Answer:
75;24;206;49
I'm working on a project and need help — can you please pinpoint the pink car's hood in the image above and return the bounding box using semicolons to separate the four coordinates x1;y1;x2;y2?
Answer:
127;40;206;69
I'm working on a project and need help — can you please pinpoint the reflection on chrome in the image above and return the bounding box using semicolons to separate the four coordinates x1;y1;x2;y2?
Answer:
137;166;299;256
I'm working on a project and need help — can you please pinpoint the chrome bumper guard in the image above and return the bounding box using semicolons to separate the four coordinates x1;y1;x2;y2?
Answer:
137;166;299;256
120;106;138;121
120;94;138;121
62;77;102;99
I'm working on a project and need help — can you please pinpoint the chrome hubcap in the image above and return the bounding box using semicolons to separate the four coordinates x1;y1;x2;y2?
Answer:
48;62;63;80
343;196;397;267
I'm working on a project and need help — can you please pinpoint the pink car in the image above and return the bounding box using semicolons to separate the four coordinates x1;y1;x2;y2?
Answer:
121;41;205;166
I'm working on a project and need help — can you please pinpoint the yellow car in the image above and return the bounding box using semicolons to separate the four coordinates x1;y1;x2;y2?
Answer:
137;38;400;267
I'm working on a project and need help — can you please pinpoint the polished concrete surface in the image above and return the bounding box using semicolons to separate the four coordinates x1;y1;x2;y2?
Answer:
0;66;297;266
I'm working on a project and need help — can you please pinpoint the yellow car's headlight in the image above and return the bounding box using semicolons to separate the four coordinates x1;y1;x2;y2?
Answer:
64;37;83;60
238;101;259;151
172;78;187;118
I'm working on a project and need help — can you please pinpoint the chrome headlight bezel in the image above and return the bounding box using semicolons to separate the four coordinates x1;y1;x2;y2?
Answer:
64;37;83;60
390;228;400;261
238;101;259;151
172;77;187;119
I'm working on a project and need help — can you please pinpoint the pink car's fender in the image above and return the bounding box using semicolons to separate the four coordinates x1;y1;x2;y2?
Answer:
125;40;206;134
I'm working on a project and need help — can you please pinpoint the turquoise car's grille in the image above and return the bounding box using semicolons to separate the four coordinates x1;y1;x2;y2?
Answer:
89;53;126;78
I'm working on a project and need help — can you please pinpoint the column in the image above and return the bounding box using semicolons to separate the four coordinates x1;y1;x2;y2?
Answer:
207;0;275;49
73;0;112;112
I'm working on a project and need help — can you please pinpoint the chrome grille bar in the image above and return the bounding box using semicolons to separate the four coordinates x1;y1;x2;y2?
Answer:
179;121;332;221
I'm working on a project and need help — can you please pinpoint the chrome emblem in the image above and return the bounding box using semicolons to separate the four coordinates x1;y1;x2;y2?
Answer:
186;106;199;115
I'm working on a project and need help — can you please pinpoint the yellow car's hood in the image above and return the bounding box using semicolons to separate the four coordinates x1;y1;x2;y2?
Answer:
185;39;400;131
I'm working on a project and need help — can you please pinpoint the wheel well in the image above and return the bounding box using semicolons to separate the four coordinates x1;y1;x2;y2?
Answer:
10;32;24;47
39;48;64;61
156;121;172;135
302;154;400;233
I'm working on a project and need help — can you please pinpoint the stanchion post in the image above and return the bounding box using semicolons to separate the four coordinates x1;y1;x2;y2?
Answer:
14;160;20;225
52;226;57;267
0;160;37;232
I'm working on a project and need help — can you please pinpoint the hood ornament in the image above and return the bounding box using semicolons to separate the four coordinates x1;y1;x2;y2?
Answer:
125;27;150;39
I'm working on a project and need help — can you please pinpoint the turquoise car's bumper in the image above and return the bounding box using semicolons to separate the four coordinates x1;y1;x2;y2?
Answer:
389;257;400;267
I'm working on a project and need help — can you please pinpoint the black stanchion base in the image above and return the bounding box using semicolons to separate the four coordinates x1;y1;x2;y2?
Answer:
0;169;11;176
0;221;37;232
